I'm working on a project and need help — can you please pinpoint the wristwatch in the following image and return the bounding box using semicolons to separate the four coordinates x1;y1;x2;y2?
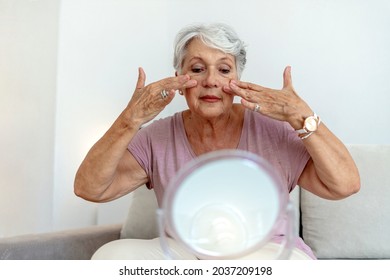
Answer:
295;113;321;136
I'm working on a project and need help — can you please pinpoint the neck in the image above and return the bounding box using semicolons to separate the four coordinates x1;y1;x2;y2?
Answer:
183;106;244;155
186;112;232;138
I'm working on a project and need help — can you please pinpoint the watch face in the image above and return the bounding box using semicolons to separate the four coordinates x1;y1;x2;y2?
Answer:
304;116;318;132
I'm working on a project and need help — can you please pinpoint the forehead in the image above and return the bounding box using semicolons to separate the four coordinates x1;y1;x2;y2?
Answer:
184;38;235;64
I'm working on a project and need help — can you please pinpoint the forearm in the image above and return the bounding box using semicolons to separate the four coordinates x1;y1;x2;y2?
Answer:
299;122;360;199
74;111;141;201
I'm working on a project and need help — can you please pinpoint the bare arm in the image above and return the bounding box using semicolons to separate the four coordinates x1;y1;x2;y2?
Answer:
74;114;147;202
225;66;360;200
74;68;197;202
297;122;360;200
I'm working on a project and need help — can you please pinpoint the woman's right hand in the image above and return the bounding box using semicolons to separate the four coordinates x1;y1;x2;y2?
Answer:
74;68;197;202
125;67;197;126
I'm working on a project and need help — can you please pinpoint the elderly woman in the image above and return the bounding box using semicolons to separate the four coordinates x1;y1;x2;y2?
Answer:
74;23;360;259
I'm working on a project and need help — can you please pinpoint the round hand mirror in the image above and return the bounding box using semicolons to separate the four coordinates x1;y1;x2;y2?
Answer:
158;149;295;259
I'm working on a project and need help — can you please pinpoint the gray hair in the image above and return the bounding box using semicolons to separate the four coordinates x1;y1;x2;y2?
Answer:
173;23;247;78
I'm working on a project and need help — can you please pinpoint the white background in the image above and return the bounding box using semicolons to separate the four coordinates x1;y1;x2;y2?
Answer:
1;0;389;237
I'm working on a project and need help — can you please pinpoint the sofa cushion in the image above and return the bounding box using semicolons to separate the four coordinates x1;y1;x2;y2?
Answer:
120;186;159;239
0;224;121;260
300;144;390;259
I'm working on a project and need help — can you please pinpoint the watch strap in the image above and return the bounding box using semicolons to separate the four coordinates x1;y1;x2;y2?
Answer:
296;127;309;134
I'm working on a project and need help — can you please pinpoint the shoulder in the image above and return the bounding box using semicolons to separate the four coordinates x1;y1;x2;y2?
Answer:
128;111;185;155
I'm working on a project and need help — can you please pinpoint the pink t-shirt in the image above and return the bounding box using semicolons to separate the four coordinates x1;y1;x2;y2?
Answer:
128;109;316;259
128;109;310;204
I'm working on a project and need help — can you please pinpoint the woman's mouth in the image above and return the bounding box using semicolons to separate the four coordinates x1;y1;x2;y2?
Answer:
200;95;221;103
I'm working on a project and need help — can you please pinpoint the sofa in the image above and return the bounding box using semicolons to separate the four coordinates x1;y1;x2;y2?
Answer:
1;144;389;260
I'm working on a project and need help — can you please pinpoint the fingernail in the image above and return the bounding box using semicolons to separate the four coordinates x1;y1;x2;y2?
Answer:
179;75;190;82
230;80;238;87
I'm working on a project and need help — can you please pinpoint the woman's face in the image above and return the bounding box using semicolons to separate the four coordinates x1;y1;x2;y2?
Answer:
180;38;238;119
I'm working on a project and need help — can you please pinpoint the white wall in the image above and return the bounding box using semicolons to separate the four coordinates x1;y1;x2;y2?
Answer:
0;0;59;237
1;0;389;237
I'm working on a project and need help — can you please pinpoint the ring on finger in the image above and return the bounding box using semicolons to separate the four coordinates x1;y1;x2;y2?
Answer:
160;89;169;99
254;103;260;112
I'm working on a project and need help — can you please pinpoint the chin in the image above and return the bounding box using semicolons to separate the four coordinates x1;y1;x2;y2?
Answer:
197;106;230;119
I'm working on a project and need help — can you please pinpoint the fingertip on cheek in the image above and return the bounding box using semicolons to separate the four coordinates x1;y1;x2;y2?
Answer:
229;80;239;90
186;80;197;87
223;85;233;94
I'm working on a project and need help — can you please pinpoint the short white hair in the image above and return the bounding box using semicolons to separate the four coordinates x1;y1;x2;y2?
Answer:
173;23;247;78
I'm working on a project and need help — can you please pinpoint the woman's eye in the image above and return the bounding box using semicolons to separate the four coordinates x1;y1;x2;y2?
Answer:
191;67;203;73
220;68;231;74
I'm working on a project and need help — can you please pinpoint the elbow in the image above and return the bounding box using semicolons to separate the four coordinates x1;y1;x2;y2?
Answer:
73;172;103;202
349;175;361;196
74;183;103;203
333;173;361;200
73;174;89;200
342;181;360;198
73;181;86;199
346;168;361;196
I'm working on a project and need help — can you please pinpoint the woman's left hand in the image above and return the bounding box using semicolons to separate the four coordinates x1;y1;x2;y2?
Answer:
224;66;313;130
225;66;361;200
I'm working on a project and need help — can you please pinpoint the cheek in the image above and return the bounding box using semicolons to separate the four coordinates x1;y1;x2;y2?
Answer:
183;87;198;102
187;73;203;83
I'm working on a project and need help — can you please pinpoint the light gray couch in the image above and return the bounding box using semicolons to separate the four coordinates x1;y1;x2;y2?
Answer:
1;144;389;260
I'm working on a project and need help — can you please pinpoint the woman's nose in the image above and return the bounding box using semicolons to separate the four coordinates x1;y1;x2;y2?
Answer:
202;69;219;88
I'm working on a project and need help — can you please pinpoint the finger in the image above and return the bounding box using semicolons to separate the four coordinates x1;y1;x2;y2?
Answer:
231;80;266;92
182;78;197;89
157;89;178;108
240;99;260;112
136;67;146;89
158;75;197;92
283;66;292;89
166;89;177;101
222;85;235;95
229;80;257;101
